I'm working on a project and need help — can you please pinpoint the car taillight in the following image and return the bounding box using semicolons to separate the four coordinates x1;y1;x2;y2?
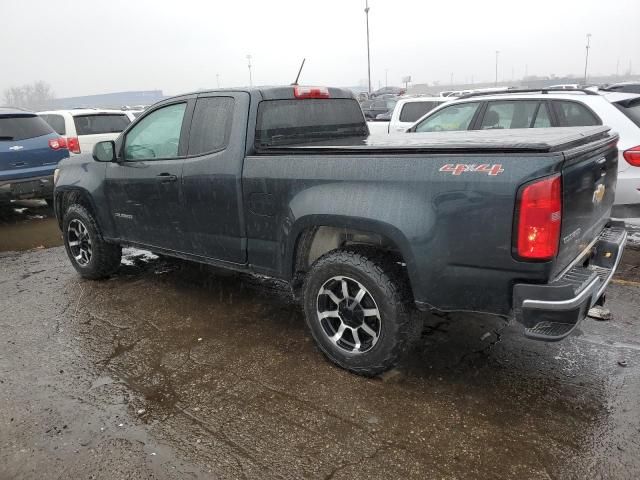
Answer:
623;146;640;167
48;137;68;150
293;86;330;99
66;137;81;154
516;175;562;260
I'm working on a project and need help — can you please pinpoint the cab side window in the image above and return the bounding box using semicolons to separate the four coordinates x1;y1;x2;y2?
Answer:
415;102;480;132
187;97;235;156
124;103;187;161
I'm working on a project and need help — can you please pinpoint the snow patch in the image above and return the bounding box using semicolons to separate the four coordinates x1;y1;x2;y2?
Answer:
121;248;159;266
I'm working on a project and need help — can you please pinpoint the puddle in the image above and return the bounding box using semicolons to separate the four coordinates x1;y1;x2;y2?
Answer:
0;200;62;252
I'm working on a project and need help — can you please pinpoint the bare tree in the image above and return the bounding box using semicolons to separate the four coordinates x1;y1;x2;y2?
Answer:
3;81;55;110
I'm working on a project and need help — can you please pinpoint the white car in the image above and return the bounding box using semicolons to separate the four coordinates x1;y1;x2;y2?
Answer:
387;97;451;133
407;90;640;215
37;109;135;155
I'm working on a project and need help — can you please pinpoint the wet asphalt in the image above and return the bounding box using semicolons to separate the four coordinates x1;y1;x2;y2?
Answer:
1;201;640;479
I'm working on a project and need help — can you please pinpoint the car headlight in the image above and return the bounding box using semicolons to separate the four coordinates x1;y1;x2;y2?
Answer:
53;168;60;185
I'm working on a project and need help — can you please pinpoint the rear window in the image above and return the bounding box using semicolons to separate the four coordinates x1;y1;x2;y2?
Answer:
39;114;66;135
256;99;367;147
613;98;640;128
399;101;443;122
0;114;54;141
73;114;131;135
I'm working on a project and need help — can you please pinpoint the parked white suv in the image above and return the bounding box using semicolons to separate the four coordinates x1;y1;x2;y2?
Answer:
387;97;451;133
37;109;134;155
407;89;640;215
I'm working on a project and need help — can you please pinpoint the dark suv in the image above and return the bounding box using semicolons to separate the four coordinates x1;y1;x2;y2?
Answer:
0;108;69;203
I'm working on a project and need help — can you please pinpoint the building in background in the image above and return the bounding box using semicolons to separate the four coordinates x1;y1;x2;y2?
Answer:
47;90;165;110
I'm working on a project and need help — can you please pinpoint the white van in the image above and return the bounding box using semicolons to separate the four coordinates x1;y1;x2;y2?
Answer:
38;109;135;155
387;97;451;133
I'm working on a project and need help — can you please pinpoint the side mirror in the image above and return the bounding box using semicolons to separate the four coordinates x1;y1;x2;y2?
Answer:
93;140;116;162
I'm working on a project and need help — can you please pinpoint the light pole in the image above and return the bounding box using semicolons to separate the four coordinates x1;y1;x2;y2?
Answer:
583;34;591;84
246;54;253;87
365;0;372;94
495;50;500;86
385;68;388;87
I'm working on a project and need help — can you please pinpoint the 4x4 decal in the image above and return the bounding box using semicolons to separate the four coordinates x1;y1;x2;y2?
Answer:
439;163;505;176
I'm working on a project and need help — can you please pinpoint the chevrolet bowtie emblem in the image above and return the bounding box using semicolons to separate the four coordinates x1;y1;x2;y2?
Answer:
9;145;24;151
592;184;606;204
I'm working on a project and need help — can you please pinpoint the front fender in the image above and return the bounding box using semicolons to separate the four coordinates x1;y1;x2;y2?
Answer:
54;154;113;237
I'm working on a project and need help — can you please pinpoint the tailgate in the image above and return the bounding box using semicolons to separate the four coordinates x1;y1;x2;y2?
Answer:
554;134;619;276
0;133;65;182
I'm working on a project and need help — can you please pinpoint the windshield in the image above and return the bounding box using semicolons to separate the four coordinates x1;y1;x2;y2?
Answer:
255;99;368;147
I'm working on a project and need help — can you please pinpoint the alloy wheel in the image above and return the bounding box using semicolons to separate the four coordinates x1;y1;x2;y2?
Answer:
67;219;92;266
316;275;382;353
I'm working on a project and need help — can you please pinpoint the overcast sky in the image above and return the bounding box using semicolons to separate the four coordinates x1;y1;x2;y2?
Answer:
3;0;639;98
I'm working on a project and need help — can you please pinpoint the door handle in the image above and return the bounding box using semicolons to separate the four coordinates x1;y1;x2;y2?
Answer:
156;173;177;183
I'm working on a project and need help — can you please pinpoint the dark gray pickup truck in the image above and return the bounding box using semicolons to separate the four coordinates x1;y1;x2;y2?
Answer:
53;85;627;375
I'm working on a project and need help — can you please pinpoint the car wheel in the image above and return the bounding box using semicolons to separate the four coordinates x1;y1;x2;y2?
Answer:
303;248;418;376
63;204;121;279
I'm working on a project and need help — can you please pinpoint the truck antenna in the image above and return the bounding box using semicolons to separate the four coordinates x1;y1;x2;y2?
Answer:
292;58;306;85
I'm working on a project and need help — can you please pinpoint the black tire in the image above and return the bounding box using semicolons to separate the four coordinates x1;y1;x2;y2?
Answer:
303;248;418;376
63;204;121;279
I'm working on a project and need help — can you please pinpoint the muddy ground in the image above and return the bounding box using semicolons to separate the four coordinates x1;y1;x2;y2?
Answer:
1;201;640;479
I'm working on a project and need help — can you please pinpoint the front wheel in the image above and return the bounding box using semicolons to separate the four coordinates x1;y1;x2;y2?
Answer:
303;249;418;376
63;204;121;279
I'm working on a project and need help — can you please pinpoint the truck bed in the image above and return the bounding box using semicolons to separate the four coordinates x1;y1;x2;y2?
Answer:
247;124;619;316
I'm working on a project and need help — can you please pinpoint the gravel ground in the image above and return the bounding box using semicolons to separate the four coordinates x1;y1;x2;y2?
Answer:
1;200;639;479
0;242;640;479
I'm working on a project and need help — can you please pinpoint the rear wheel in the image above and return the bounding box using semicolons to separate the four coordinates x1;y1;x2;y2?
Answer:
63;204;121;279
303;249;417;376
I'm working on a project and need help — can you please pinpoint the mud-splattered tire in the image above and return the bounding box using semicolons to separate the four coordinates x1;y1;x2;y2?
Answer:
63;204;121;279
303;248;418;376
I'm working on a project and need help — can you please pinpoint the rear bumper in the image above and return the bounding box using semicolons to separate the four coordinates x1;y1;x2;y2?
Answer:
0;174;55;201
513;223;627;341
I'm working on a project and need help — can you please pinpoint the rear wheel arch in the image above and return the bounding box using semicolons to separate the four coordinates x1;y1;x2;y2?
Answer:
288;218;417;299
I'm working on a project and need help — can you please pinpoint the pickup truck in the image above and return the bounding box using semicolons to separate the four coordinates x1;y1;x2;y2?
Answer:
53;85;627;376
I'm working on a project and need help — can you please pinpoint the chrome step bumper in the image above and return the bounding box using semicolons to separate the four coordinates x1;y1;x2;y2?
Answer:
513;223;627;341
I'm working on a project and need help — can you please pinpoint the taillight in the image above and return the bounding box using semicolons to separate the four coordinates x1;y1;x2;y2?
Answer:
48;137;68;150
293;86;330;99
516;175;562;260
66;137;81;154
623;146;640;167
